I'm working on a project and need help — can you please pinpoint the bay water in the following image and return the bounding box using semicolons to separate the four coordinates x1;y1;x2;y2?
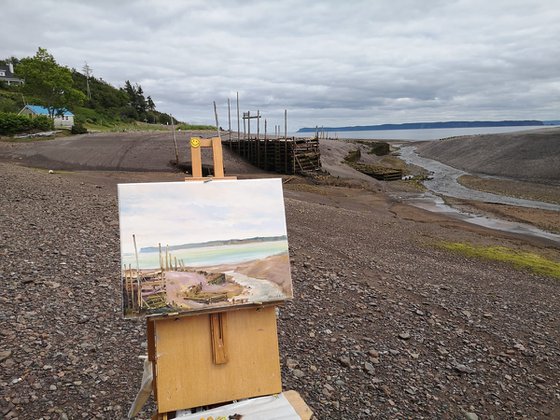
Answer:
294;125;553;141
122;240;288;270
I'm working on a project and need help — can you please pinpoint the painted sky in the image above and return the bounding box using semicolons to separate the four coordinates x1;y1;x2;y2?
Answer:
118;179;287;254
3;0;559;128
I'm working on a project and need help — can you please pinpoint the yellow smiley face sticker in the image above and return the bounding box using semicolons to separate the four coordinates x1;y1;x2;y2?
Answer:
190;137;201;148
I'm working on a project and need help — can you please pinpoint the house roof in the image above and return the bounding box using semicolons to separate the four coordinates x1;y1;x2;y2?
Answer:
24;105;74;117
0;65;22;81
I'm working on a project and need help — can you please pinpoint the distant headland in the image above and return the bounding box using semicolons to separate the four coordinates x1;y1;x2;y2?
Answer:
297;120;555;133
140;235;287;253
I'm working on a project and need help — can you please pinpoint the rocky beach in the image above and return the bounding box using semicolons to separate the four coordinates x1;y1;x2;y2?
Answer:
0;129;559;419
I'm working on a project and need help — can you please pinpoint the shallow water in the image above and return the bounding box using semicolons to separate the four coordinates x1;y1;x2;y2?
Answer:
396;147;560;244
399;147;560;211
224;271;286;302
402;192;560;243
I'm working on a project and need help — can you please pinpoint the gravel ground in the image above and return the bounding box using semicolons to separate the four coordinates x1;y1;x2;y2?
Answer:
1;135;559;419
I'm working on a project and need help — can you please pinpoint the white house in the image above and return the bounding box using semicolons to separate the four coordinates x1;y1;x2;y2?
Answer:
0;62;23;86
19;105;74;128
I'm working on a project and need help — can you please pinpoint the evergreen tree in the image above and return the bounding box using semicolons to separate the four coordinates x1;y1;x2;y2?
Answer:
147;96;155;112
135;85;147;114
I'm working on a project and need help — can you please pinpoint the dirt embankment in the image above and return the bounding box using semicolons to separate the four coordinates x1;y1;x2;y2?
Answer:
417;127;560;183
0;131;263;175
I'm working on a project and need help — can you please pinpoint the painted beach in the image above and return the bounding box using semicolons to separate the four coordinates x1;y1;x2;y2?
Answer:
121;237;292;316
118;179;293;317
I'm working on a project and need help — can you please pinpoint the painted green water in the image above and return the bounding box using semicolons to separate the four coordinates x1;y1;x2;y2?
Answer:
122;240;288;269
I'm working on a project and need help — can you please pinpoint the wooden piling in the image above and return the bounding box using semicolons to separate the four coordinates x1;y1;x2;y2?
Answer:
213;101;221;140
227;98;231;143
222;136;320;175
236;92;240;146
284;110;288;173
170;115;179;165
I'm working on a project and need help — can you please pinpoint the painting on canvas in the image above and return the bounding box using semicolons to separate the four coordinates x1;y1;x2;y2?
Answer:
118;178;292;318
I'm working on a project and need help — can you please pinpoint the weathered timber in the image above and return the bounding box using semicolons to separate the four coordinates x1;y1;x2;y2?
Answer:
223;136;321;175
350;162;403;181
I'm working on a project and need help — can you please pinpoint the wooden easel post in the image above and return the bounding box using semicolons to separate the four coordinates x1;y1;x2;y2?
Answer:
189;136;226;179
187;136;234;365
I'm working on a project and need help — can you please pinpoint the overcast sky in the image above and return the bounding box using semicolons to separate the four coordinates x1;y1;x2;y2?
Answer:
118;179;287;254
3;0;559;129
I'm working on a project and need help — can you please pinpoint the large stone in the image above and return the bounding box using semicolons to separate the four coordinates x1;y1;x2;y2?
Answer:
0;350;12;363
339;356;351;367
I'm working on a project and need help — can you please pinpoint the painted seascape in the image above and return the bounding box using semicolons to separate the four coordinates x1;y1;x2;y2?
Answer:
118;179;293;318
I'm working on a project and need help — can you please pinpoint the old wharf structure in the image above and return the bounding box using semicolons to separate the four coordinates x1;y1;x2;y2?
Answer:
209;99;322;175
222;134;321;175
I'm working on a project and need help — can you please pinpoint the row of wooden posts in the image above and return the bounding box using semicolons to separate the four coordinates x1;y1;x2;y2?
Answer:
158;243;188;272
125;236;193;311
221;93;289;143
207;94;322;175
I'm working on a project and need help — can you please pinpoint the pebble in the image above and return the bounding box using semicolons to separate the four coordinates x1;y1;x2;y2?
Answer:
368;349;379;357
339;356;351;367
286;358;298;369
398;332;411;340
454;364;476;374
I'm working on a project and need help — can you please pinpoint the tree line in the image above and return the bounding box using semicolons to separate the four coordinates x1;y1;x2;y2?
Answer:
1;47;179;127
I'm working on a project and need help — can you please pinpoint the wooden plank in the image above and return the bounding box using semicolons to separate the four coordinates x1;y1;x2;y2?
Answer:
284;390;313;420
198;138;213;147
211;137;225;177
191;144;202;178
153;306;282;412
210;312;228;365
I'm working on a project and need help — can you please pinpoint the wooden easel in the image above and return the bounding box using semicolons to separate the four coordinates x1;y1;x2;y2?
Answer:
146;137;287;418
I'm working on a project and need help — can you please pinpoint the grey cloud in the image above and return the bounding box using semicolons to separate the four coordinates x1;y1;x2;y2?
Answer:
2;0;559;128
